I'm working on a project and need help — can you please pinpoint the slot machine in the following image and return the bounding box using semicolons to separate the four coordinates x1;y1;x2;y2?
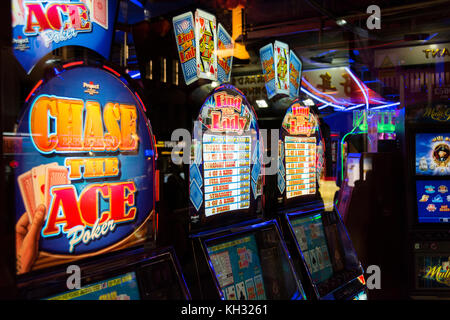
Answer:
5;0;190;300
404;103;450;299
188;84;306;300
274;99;367;300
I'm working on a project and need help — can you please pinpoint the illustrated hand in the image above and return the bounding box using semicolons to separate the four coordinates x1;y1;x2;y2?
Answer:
16;205;46;274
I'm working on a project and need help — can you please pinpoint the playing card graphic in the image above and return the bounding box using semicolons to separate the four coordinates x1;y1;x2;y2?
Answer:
309;249;319;272
274;41;289;95
195;9;217;80
173;12;198;85
32;162;58;209
245;278;257;300
18;164;70;222
235;281;247;300
259;43;276;99
217;23;233;83
225;285;237;300
289;50;302;98
92;0;108;30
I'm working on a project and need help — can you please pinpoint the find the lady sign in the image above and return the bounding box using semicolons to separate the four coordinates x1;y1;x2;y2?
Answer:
14;63;156;274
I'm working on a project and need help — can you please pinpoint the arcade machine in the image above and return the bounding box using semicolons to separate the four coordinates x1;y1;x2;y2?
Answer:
404;103;450;299
274;99;367;300
188;84;306;300
336;108;406;299
6;0;190;300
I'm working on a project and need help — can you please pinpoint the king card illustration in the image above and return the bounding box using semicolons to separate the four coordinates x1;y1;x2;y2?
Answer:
274;41;290;95
195;9;218;80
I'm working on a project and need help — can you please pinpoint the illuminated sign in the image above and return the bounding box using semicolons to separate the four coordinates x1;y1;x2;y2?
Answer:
12;0;118;73
278;100;320;200
416;133;450;176
259;41;302;99
14;64;155;273
203;134;250;216
189;85;263;225
173;10;233;85
353;110;397;133
285;136;316;198
282;102;317;136
417;256;450;288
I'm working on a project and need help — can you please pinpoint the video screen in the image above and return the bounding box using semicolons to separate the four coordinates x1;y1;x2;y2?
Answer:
416;180;450;223
289;214;334;284
46;272;141;300
346;153;361;187
284;136;316;199
416;255;450;289
203;134;251;217
207;234;267;300
416;133;450;176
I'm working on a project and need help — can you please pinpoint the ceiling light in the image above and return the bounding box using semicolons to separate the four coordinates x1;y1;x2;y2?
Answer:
256;100;268;108
336;19;347;26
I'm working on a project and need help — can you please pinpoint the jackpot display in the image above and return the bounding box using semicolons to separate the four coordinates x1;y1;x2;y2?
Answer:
14;64;156;274
203;134;251;216
277;100;320;200
189;84;263;227
416;133;450;176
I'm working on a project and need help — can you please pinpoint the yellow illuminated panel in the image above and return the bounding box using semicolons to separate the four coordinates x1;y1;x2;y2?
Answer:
203;134;251;216
285;136;316;199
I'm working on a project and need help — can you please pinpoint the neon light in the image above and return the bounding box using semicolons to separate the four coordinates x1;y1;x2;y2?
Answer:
302;77;347;106
129;0;144;8
344;67;369;110
340;117;362;182
300;87;346;110
345;104;365;111
130;72;141;79
25;79;43;102
62;61;84;69
371;102;400;110
135;92;147;112
103;65;121;77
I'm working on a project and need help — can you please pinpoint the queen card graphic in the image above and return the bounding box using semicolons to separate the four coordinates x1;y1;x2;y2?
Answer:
195;9;217;80
274;41;290;96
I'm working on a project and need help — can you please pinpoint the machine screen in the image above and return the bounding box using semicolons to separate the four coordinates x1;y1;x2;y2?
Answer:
416;180;450;223
290;214;334;283
203;134;251;217
46;272;141;300
346;153;361;187
207;234;267;300
285;136;316;198
416;133;450;176
416;255;450;289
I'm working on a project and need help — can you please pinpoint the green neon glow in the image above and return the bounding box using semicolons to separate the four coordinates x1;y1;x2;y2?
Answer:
340;114;365;182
